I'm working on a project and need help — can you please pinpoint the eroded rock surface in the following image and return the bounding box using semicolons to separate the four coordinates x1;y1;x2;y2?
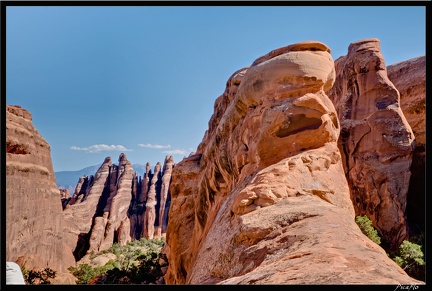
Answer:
62;156;113;259
163;41;422;284
157;155;175;237
61;153;174;263
144;162;162;239
327;38;415;249
387;56;426;237
387;56;425;147
98;153;135;250
6;105;75;283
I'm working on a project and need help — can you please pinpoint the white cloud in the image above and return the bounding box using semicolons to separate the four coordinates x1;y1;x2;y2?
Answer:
70;144;133;153
138;143;171;149
162;149;188;155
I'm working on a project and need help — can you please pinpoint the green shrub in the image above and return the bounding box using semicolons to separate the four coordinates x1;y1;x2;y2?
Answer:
68;238;167;284
22;267;56;285
89;250;96;260
94;251;167;284
103;259;121;270
355;215;381;245
68;260;120;284
68;264;99;284
393;240;425;280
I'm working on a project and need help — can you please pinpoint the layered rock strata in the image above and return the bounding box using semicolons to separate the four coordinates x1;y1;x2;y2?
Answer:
6;105;75;283
62;156;113;259
98;153;135;250
163;41;422;284
327;38;415;249
62;154;173;262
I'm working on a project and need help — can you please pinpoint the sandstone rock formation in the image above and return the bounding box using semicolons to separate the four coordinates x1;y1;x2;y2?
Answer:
6;105;76;283
60;188;70;199
63;153;135;258
60;188;71;209
68;174;89;205
327;38;415;249
130;162;152;240
62;156;113;259
387;56;425;147
129;172;141;240
387;56;426;238
140;162;152;204
157;155;175;237
163;41;422;284
61;153;174;263
99;153;135;250
144;162;162;239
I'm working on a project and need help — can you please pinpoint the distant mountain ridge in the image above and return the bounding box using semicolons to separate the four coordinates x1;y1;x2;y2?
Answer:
55;163;148;192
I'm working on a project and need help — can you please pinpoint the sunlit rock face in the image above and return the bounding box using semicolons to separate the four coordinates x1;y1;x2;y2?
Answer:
6;105;75;282
157;155;175;237
144;162;162;240
62;156;113;260
63;153;135;259
64;153;141;258
62;152;174;265
98;153;135;250
163;41;421;284
387;56;426;238
327;38;415;250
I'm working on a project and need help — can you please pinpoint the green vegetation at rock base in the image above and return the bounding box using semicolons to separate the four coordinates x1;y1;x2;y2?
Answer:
355;215;425;281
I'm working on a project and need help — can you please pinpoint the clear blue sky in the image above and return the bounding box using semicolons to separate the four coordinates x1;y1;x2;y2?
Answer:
6;5;426;172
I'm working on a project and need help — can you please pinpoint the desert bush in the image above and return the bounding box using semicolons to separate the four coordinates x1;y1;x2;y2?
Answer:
355;215;381;245
22;267;56;285
89;250;97;260
68;264;99;284
68;237;166;284
68;260;120;284
393;240;425;281
96;251;167;284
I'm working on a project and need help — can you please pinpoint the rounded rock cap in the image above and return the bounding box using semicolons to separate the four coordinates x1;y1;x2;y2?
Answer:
252;40;331;66
348;38;380;54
